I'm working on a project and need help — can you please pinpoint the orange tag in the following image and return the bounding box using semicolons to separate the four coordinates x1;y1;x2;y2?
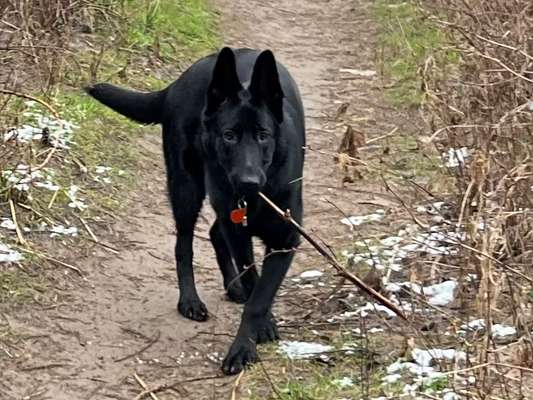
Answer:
230;207;247;224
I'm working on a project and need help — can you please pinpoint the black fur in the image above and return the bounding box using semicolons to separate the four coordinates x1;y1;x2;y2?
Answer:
86;47;305;375
84;84;166;124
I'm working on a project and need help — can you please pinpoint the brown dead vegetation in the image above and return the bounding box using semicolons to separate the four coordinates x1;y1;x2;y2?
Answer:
422;1;533;397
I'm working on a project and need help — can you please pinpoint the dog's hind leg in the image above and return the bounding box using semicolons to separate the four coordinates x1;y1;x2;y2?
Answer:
165;136;208;321
171;181;207;321
209;220;248;304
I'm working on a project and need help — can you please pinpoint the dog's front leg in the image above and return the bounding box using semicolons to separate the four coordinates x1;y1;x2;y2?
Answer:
222;247;295;375
219;223;259;299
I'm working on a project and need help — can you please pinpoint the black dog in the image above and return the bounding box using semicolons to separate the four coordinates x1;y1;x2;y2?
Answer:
86;47;305;374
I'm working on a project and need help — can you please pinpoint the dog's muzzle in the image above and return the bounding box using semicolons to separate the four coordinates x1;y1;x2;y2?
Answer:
236;175;261;196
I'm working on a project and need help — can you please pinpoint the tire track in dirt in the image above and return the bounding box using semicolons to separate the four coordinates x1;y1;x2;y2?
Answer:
1;1;406;399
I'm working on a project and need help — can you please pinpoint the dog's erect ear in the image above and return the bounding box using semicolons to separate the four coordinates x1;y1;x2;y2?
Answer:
206;47;242;115
249;50;284;123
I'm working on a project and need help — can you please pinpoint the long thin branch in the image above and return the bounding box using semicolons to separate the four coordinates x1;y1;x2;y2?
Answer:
258;192;407;320
0;88;59;118
476;52;533;84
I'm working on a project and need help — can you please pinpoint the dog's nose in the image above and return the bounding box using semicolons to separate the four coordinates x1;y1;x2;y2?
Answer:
237;175;261;195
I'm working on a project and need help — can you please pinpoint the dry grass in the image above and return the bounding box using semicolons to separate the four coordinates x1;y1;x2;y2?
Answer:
418;1;533;398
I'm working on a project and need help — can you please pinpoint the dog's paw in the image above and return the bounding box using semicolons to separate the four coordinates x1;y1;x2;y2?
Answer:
255;312;279;344
222;337;257;375
177;297;208;321
226;283;248;304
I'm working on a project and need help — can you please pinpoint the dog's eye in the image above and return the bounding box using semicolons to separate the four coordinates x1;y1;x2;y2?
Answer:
222;130;238;143
257;131;270;143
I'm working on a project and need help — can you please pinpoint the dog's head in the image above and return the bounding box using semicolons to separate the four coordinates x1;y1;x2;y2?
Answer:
202;47;284;197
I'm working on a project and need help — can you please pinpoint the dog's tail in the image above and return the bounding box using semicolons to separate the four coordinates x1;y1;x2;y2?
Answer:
84;83;166;125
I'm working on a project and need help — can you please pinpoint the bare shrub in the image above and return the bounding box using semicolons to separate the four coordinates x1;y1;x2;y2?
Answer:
423;0;533;397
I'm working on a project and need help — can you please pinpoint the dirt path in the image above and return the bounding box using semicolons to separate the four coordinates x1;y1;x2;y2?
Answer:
2;1;403;399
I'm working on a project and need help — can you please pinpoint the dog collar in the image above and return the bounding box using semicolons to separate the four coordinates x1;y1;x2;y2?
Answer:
230;198;248;226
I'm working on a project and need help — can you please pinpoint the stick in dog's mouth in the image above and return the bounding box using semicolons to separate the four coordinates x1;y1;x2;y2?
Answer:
258;191;407;320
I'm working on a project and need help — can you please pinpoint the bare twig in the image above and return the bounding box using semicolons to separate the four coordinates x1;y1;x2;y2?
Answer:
133;375;225;400
9;199;26;245
134;373;161;400
79;217;98;243
230;370;245;400
22;248;82;276
114;330;160;362
258;192;407;320
0;89;60;118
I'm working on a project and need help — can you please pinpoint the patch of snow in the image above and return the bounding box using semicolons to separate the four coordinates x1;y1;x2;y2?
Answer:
412;348;466;367
411;231;463;255
387;360;435;376
345;221;462;275
443;147;469;168
8;104;79;149
443;391;460;400
417;280;457;306
94;175;112;184
328;311;359;322
2;164;43;191
299;270;323;281
357;302;397;318
459;320;516;338
383;348;465;391
386;281;419;293
278;341;333;360
340;209;385;228
0;243;22;263
1;218;16;231
460;319;485;333
67;185;88;210
416;201;446;215
1;164;60;192
351;327;386;336
386;280;457;306
380;236;403;247
4;125;42;142
332;377;354;388
94;166;113;184
34;180;60;191
299;284;315;289
491;324;517;338
402;383;419;395
95;166;112;174
50;225;79;238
